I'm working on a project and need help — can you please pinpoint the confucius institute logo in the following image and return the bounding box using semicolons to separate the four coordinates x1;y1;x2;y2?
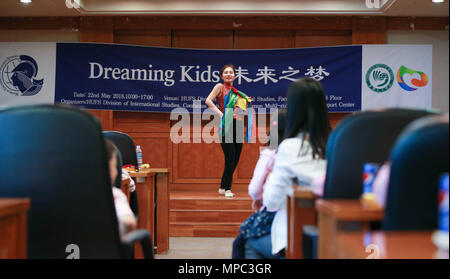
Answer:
366;64;394;93
0;55;44;96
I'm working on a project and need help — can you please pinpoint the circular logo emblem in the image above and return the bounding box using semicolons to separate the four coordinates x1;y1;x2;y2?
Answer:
366;64;394;93
1;55;44;96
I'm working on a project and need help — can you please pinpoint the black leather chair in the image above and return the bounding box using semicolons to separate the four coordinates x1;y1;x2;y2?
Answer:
0;104;152;259
302;108;432;258
102;131;139;219
323;109;432;199
383;116;449;230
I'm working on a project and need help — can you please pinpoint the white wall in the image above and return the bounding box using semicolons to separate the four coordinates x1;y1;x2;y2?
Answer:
388;30;449;113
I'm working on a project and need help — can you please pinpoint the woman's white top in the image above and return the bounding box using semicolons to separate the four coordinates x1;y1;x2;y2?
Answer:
262;135;327;254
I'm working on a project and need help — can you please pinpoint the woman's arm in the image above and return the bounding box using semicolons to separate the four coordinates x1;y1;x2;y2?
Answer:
262;140;298;212
248;149;276;201
263;139;327;212
205;83;223;117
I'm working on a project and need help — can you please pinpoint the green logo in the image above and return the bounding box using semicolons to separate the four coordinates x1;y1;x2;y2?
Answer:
366;64;394;93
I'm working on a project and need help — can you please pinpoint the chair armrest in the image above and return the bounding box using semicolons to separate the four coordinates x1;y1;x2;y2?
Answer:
315;199;384;222
121;229;153;259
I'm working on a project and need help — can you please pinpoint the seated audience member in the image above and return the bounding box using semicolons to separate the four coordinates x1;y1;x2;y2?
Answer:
121;168;136;194
232;110;286;259
105;139;138;238
311;113;449;207
244;78;331;259
372;113;449;207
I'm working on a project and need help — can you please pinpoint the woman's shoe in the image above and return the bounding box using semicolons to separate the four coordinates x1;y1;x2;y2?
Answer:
218;188;226;195
225;190;235;198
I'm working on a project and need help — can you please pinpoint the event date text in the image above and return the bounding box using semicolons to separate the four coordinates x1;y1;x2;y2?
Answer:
112;93;154;100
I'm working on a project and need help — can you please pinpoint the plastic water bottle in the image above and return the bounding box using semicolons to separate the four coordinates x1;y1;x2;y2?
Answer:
136;145;143;171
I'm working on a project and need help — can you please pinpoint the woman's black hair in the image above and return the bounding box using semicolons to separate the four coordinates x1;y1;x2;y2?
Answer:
284;78;331;159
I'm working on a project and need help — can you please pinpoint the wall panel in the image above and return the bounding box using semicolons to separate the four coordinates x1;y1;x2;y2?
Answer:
114;30;171;47
172;30;233;49
295;30;352;47
234;30;295;49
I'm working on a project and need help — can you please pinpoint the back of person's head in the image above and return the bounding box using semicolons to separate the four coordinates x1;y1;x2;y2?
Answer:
105;139;118;185
284;78;331;159
268;109;287;147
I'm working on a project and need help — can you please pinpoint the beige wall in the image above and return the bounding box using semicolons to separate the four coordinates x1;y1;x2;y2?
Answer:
388;30;449;113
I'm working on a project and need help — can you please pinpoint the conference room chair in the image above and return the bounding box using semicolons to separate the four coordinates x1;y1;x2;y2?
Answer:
302;108;432;259
327;116;449;258
383;116;449;231
0;104;153;259
103;131;140;219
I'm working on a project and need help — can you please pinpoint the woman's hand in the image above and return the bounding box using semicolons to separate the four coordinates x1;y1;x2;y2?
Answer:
252;199;263;212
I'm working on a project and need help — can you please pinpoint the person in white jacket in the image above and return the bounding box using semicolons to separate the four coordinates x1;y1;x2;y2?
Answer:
244;77;331;259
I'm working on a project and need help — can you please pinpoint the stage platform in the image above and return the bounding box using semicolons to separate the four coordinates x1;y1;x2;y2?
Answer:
169;190;254;237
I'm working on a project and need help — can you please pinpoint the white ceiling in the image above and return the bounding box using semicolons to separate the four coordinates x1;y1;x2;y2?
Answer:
0;0;448;17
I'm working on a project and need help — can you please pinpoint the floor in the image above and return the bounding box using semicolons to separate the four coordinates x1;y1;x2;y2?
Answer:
155;237;235;259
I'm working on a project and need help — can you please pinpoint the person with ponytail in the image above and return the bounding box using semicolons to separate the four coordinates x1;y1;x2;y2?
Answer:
244;78;331;259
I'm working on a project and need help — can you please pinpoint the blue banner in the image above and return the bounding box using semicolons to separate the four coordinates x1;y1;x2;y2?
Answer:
55;43;362;112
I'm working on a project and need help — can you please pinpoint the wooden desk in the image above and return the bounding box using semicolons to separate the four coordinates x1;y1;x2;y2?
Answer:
286;186;317;259
316;199;384;259
0;198;30;259
128;168;169;255
335;231;449;259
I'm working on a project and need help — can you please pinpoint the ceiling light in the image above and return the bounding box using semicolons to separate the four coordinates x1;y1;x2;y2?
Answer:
432;0;444;3
20;0;32;3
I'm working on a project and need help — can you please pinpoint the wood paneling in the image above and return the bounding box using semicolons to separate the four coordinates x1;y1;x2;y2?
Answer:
295;30;352;47
79;17;114;130
169;191;252;237
1;16;447;32
329;113;350;129
87;110;113;131
131;135;170;169
0;199;30;259
170;183;249;192
352;17;387;44
352;30;387;44
174;140;224;179
387;17;449;30
114;111;170;133
112;16;354;31
0;17;79;30
114;30;171;47
173;30;233;49
170;210;252;223
79;17;113;43
235;30;295;49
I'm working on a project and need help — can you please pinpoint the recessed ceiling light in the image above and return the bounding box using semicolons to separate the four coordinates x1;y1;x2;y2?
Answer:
20;0;32;3
432;0;444;3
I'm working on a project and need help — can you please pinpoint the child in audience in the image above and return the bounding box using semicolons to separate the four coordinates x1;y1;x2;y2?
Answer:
105;139;138;238
311;112;449;208
372;113;449;207
245;78;331;259
231;110;286;259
